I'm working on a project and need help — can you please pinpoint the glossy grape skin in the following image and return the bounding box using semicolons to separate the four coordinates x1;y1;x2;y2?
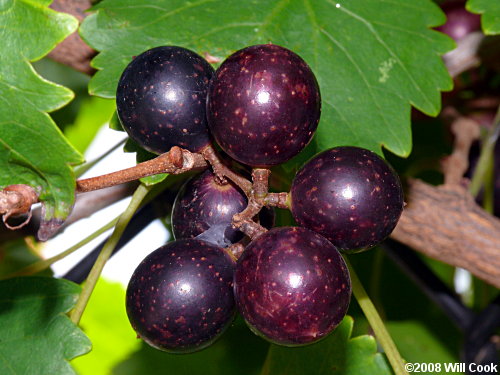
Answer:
290;146;404;253
116;46;214;154
172;170;276;246
234;227;351;346
207;44;321;167
126;239;236;353
172;170;247;247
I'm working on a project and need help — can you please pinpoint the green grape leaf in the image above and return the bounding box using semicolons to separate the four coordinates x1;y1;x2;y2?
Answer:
113;316;269;375
261;316;391;375
0;0;83;230
0;276;91;375
467;0;500;34
80;0;453;158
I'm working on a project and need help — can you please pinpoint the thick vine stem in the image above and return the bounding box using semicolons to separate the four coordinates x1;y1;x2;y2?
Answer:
76;146;207;193
390;179;500;289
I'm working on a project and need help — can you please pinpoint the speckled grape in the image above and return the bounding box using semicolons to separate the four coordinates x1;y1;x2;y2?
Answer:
234;227;351;346
126;239;236;353
207;44;321;167
172;170;247;247
290;146;404;253
117;46;214;154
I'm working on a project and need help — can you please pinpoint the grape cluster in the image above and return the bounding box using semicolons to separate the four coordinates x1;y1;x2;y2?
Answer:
118;44;404;353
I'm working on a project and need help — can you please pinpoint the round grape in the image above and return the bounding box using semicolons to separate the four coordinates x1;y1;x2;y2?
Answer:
290;146;404;253
234;227;351;346
172;170;275;246
116;46;214;154
207;44;321;167
171;170;247;247
126;239;236;353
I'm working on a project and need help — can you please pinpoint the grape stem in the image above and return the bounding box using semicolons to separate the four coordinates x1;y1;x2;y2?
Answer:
76;146;207;193
200;144;252;194
69;183;151;324
344;257;409;375
231;169;271;241
263;192;290;209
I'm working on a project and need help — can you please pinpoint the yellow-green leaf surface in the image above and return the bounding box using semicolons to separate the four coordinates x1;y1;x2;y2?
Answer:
0;0;83;223
0;277;91;375
261;316;391;375
467;0;500;34
71;278;140;375
80;0;454;157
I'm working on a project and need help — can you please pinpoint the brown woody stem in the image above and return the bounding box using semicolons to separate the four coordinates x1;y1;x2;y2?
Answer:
440;108;480;186
76;147;207;193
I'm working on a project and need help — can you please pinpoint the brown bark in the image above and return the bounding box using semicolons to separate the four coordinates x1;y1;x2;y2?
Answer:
48;0;96;74
391;179;500;288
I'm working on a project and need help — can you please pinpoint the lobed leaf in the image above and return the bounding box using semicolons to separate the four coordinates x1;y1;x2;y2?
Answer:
0;0;83;225
0;276;91;375
80;0;454;158
467;0;500;34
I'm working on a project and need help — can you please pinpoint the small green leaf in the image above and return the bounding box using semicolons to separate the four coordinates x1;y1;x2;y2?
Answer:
261;316;391;375
0;0;83;222
0;276;91;375
467;0;500;34
80;0;453;158
109;111;125;131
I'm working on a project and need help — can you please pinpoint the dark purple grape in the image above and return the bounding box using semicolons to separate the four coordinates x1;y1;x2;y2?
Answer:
207;44;321;167
234;227;351;346
116;46;214;154
171;170;247;247
436;1;481;42
291;146;404;253
126;239;236;353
